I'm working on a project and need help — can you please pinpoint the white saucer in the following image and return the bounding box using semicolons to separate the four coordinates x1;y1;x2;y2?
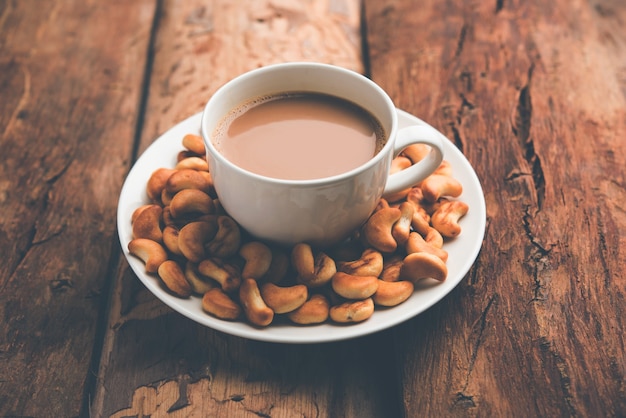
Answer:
117;110;486;343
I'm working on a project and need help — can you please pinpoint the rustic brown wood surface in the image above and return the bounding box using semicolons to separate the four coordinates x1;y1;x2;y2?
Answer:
0;1;156;416
0;0;624;417
365;0;626;416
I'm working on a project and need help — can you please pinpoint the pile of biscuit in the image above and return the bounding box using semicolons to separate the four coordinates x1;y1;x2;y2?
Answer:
128;134;468;327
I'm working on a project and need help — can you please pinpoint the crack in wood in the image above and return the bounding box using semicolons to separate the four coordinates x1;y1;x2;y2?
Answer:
468;253;481;286
455;92;476;152
512;63;546;210
3;223;38;292
537;337;578;416
459;294;497;403
444;90;475;154
495;0;504;14
504;170;531;181
42;152;75;184
247;407;272;418
455;23;469;58
460;71;474;93
127;0;162;166
449;124;463;153
528;257;549;303
167;375;191;412
594;205;613;288
31;222;66;246
49;276;74;293
522;206;551;256
1;59;31;139
454;391;476;408
522;206;554;303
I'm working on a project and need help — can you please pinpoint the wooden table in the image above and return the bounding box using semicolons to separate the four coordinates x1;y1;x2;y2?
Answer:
2;1;625;416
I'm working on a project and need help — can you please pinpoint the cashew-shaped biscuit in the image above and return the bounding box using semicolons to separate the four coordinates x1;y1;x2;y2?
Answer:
206;216;241;258
401;143;431;164
420;174;463;203
240;241;272;280
405;189;432;235
128;238;168;273
391;155;412;174
162;225;183;256
147;168;176;202
411;208;431;236
431;200;469;238
157;260;192;298
239;278;274;327
198;258;241;293
329;298;375;323
392;201;415;245
380;255;404;282
405;231;448;262
202;288;241;320
373;280;414;307
182;133;206;155
131;204;151;224
287;294;330;325
178;220;217;262
400;252;448;283
165;169;213;194
185;261;216;295
309;252;337;287
292;243;336;288
331;272;379;300
177;150;199;161
337;248;384;277
175;156;209;172
169;189;214;219
291;242;314;274
361;207;402;253
131;204;163;243
260;283;308;314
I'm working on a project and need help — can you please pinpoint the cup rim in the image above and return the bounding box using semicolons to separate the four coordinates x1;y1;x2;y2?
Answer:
200;62;398;187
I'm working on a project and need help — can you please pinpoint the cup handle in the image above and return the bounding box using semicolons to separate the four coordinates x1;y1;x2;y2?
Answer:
383;124;445;198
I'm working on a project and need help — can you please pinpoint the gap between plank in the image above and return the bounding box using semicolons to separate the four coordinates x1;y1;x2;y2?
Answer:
80;0;164;416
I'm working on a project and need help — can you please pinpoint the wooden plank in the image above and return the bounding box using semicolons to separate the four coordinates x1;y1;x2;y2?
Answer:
138;0;364;150
0;0;156;416
91;1;404;417
365;0;626;416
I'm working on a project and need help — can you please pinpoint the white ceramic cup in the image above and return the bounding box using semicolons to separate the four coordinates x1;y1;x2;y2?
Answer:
201;62;444;247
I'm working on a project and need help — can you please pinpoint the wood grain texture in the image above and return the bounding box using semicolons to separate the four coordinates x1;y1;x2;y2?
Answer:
91;1;401;417
0;0;156;416
138;0;363;151
4;0;623;415
365;0;626;416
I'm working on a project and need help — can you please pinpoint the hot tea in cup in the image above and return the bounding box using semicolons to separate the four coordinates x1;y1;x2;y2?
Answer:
213;92;386;180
